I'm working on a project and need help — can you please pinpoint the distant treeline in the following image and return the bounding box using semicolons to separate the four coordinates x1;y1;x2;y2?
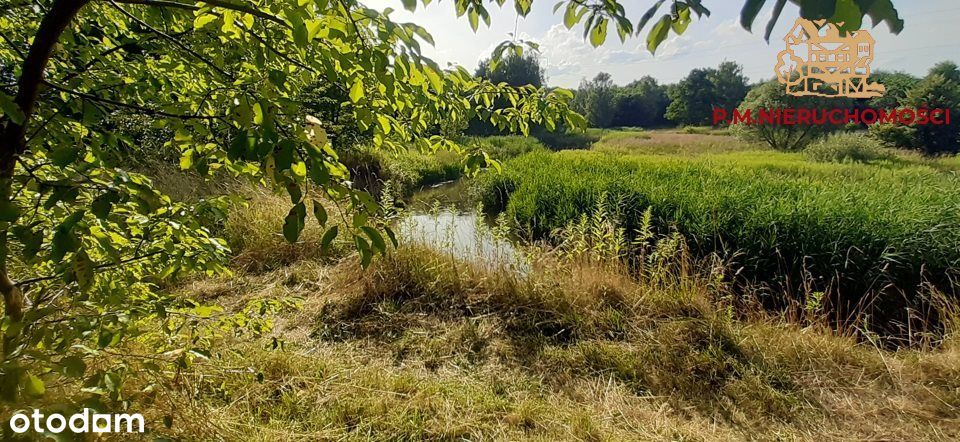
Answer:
473;53;960;154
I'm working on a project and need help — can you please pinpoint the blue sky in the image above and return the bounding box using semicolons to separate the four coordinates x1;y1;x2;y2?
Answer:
363;0;960;88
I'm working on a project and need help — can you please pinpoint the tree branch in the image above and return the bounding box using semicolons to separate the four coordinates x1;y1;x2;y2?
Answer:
337;0;369;53
107;0;233;79
41;79;227;120
244;26;315;74
110;0;200;11
113;0;289;29
17;250;166;287
1;0;92;162
197;0;290;29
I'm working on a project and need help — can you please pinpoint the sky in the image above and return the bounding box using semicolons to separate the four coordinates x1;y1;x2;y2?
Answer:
362;0;960;88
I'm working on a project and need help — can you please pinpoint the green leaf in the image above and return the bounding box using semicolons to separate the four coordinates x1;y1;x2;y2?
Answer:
50;211;84;262
193;13;218;29
60;356;86;378
252;102;265;125
800;0;838;20
293;22;309;48
349;80;365;103
636;0;665;33
12;225;42;258
0;93;25;125
857;0;903;33
50;145;81;168
180;149;194;170
24;373;45;397
0;198;20;223
740;0;767;31
400;0;416;12
563;3;579;28
320;225;338;252
831;0;862;34
282;202;307;243
671;5;691;34
764;0;788;41
91;192;118;220
468;9;479;31
73;249;95;291
646;14;672;53
313;200;328;226
384;226;399;248
589;18;608;47
309;159;330;186
354;235;372;268
360;226;386;253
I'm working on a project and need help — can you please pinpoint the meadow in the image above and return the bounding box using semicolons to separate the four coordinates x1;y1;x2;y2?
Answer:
17;131;960;440
479;130;960;335
133;171;960;439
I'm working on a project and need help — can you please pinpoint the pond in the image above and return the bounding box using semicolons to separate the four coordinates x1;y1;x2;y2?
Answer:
395;180;530;273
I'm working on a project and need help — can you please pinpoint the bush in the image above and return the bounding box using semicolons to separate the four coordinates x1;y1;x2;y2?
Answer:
868;123;917;149
733;81;850;151
805;133;895;164
532;128;600;150
902;74;960;154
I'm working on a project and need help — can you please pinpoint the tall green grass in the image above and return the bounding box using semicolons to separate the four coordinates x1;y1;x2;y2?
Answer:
480;149;960;322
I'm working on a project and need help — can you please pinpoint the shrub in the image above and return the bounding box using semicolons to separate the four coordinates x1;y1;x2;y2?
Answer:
902;74;960;154
868;123;917;149
733;81;850;151
474;135;548;157
805;133;895;164
532;128;600;150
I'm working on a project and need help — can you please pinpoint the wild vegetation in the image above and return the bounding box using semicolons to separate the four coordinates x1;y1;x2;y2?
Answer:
3;0;958;439
480;130;960;338
31;170;951;439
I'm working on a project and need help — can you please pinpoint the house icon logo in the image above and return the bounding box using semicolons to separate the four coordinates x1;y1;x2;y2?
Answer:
775;19;886;98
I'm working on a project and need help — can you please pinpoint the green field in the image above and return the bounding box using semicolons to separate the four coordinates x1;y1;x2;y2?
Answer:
480;131;960;322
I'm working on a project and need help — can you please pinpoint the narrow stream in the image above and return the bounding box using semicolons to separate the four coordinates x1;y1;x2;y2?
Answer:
395;180;530;273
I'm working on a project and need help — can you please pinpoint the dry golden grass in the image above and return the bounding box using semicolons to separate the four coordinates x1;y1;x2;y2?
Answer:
144;240;960;441
594;130;763;156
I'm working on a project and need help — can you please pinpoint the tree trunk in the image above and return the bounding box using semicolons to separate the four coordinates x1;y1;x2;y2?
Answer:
1;0;90;355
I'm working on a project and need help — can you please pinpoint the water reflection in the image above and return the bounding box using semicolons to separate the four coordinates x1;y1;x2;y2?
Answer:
396;179;529;273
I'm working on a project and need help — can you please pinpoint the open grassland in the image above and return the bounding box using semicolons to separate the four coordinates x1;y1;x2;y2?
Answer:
479;136;960;333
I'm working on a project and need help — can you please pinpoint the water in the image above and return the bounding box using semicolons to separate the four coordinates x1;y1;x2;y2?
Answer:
395;181;529;273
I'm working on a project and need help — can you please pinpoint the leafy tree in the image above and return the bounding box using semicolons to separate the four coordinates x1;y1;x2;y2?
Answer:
710;61;750;110
470;52;545;135
476;52;544;88
0;0;907;414
299;80;369;152
612;76;669;128
573;72;617;128
733;80;850;151
666;62;749;126
868;71;920;109
928;61;960;83
0;0;577;407
902;72;960;154
665;68;716;126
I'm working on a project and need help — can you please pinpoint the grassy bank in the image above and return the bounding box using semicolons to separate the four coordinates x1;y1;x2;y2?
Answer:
345;136;549;198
